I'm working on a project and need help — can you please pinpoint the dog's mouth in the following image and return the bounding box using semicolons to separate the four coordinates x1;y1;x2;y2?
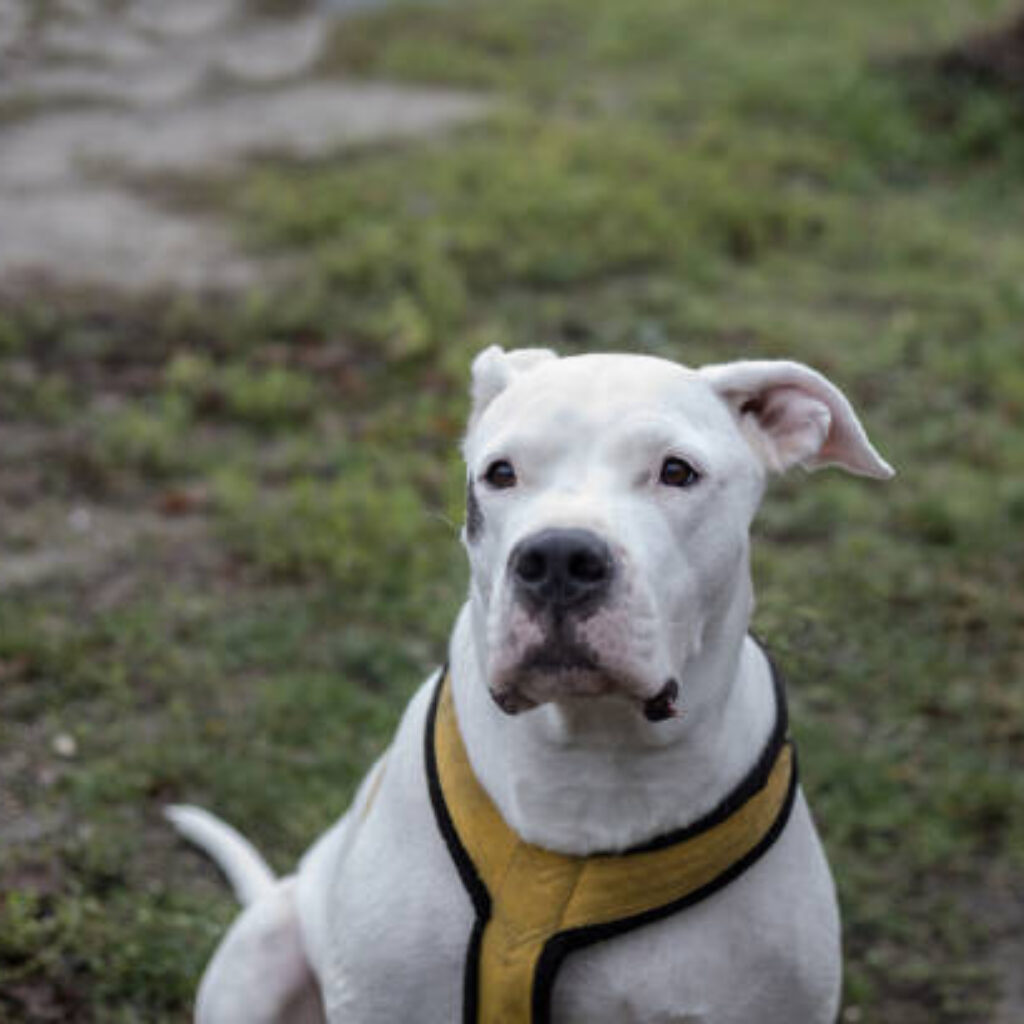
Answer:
488;636;680;723
520;639;599;676
488;639;598;714
486;569;683;722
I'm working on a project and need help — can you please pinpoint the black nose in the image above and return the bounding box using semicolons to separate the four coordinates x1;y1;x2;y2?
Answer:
510;529;614;613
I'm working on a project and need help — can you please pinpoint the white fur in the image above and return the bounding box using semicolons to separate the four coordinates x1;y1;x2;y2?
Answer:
164;805;275;905
170;348;893;1023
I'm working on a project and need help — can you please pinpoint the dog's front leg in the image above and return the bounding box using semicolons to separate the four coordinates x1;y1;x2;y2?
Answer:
195;877;324;1024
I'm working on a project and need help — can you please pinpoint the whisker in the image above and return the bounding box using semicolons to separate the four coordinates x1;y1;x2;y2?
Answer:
427;509;461;536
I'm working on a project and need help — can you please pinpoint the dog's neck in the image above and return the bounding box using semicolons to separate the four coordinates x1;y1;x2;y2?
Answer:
449;599;778;855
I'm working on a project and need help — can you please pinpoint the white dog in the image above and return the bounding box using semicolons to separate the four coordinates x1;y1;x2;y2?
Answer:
168;347;893;1024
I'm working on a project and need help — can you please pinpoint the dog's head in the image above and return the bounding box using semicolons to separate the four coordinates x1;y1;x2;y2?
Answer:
461;347;892;720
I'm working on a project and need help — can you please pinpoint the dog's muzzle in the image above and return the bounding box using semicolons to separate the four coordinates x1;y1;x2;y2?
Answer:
492;528;677;721
509;528;614;616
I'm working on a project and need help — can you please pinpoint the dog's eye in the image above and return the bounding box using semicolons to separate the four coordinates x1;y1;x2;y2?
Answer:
484;460;517;490
659;457;700;488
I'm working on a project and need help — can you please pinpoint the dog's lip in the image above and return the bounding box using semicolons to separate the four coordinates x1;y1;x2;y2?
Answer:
489;665;682;723
489;687;538;715
520;646;599;675
489;631;681;719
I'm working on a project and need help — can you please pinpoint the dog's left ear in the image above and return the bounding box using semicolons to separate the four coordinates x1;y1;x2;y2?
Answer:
699;360;894;479
468;345;558;428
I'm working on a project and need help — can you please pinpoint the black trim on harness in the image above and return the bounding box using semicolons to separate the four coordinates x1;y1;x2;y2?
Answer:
424;669;489;1024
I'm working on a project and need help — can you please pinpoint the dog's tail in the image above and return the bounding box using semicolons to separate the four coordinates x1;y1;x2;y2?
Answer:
164;804;276;906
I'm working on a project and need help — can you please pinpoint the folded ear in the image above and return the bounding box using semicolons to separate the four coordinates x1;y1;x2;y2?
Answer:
699;359;894;479
468;345;558;427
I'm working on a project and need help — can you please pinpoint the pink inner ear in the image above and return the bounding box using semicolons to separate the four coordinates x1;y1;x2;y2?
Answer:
701;360;894;479
754;387;832;470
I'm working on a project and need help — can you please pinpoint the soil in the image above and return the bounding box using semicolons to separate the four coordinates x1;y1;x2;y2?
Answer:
936;8;1024;92
0;0;489;293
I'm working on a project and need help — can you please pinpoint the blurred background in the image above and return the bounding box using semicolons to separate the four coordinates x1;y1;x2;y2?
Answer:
1;0;1022;1020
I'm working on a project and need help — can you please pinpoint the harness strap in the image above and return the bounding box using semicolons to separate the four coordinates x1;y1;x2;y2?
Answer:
425;666;798;1024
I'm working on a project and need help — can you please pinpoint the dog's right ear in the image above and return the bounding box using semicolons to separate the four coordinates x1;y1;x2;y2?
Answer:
468;345;558;428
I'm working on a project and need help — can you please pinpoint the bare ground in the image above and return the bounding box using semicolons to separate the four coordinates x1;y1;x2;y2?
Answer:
0;0;489;292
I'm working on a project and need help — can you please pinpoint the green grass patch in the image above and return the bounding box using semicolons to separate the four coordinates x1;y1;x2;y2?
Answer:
2;0;1024;1019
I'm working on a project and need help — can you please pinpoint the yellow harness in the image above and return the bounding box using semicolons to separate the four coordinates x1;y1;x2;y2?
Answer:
424;664;797;1024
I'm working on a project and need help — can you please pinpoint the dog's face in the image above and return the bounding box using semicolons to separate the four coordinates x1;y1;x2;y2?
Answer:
461;348;892;719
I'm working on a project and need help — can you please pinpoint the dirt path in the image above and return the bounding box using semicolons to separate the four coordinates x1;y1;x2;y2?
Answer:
0;0;489;292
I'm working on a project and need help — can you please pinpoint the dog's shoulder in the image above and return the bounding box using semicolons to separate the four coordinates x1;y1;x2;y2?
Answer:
294;671;475;1020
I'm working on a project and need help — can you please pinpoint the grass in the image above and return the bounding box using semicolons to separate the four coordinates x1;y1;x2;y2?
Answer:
2;0;1024;1020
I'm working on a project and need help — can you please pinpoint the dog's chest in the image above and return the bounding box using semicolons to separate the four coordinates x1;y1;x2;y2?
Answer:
318;834;715;1024
320;833;833;1024
306;683;834;1024
306;689;713;1024
318;827;744;1024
